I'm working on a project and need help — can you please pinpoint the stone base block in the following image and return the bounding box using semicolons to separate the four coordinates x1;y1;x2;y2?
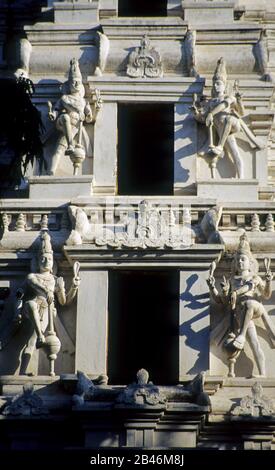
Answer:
184;1;235;25
53;2;98;24
197;179;259;202
29;176;93;200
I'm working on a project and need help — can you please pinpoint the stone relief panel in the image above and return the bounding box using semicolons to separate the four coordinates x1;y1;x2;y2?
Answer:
192;57;264;179
43;59;102;176
208;232;275;378
66;201;200;249
126;35;163;78
0;232;80;377
231;382;275;417
1;383;49;416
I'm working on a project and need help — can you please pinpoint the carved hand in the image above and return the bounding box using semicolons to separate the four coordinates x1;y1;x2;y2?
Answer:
220;276;230;294
48;101;56;121
72;276;81;289
72;261;81;289
265;271;273;282
94;88;103;110
235;92;243;101
56;276;65;291
207;275;215;289
205;113;213;127
264;258;273;282
47;292;54;305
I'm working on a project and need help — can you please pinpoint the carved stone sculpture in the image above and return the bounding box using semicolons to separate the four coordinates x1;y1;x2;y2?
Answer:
191;57;264;178
94;31;110;76
6;36;32;79
231;383;275;417
254;30;273;83
198;205;224;244
48;58;102;175
127;35;163;78
184;29;197;77
1;383;48;416
72;371;95;406
67;202;193;249
207;232;274;377
116;369;167;406
12;231;80;376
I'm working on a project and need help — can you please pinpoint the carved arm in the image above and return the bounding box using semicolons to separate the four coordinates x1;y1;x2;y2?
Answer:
55;277;66;306
27;273;48;297
233;80;245;117
55;262;81;307
207;275;222;304
262;258;273;300
205;101;228;127
88;89;103;124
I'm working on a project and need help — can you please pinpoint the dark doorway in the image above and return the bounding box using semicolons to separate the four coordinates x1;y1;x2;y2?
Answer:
117;103;174;195
118;0;167;17
108;270;179;385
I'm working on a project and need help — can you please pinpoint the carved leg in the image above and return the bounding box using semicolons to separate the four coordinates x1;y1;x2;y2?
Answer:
48;143;66;175
58;114;74;150
247;323;266;377
25;301;45;346
228;350;240;378
208;117;232;158
225;136;244;178
19;329;37;375
228;357;236;377
218;116;232;148
233;305;254;349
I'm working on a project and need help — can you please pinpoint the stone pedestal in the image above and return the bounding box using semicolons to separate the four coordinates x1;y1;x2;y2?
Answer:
183;1;235;25
29;176;93;200
197;179;259;202
53;1;98;24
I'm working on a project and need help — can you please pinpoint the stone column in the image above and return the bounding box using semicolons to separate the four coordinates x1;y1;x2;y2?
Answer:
255;147;268;185
75;270;108;376
174;103;197;195
179;269;210;379
93;102;117;194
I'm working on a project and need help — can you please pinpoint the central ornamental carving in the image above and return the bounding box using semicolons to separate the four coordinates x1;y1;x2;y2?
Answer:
126;35;163;78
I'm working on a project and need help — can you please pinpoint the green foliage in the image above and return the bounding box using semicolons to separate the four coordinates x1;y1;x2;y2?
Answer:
0;76;45;189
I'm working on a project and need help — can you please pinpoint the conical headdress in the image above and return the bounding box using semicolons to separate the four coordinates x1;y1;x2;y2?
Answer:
236;232;251;257
68;58;82;83
212;57;227;85
39;231;53;256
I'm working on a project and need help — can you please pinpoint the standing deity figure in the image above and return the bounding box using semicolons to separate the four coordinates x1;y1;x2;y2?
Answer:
207;233;274;377
48;58;102;175
16;231;80;375
191;57;263;178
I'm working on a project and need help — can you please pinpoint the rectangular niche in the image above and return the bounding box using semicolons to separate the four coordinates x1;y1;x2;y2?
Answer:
117;103;174;195
118;0;167;17
107;270;179;385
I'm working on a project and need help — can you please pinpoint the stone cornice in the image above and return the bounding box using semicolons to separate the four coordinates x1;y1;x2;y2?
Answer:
63;245;224;270
87;76;204;102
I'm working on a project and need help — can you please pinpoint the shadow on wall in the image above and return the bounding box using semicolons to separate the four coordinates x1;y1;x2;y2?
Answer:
179;274;210;374
174;80;203;185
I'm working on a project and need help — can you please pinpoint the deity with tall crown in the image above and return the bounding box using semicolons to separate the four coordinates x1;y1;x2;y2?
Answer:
48;58;102;175
191;57;264;178
15;231;80;375
207;232;274;377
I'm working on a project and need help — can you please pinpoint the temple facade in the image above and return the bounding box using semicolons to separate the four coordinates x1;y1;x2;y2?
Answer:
1;0;275;451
